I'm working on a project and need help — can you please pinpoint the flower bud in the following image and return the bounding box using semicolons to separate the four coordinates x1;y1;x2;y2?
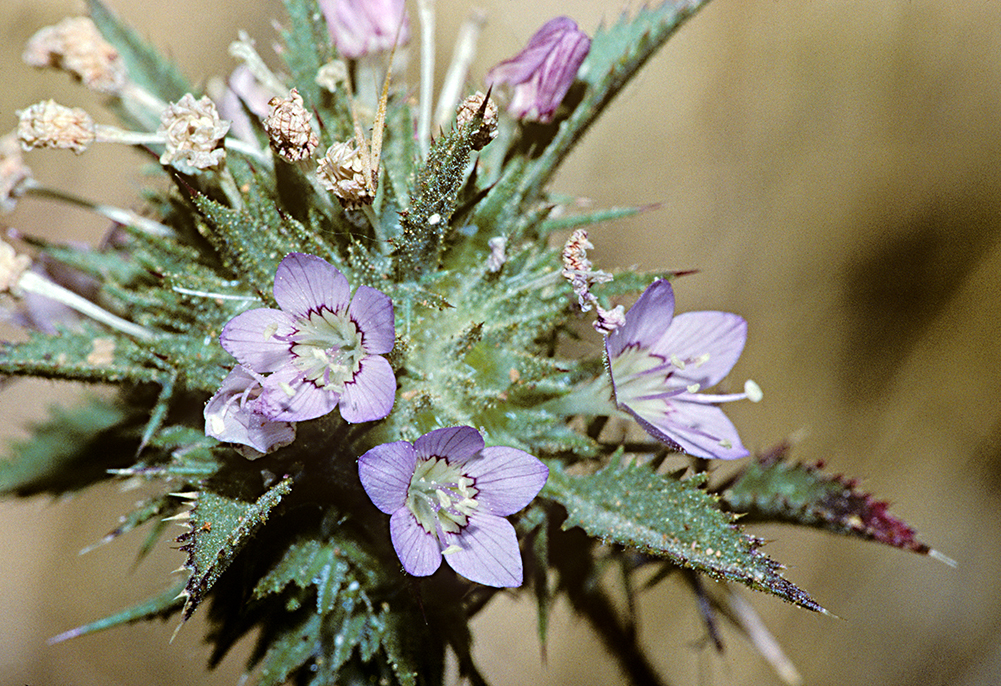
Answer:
486;16;590;124
319;0;410;59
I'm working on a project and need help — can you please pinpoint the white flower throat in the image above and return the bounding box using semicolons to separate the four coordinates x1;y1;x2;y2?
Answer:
288;307;365;390
406;457;480;538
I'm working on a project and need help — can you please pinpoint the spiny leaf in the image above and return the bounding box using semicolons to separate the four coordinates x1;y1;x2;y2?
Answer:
393;119;485;279
177;474;295;619
80;492;177;555
544;455;824;612
87;0;192;129
0;325;164;384
721;443;933;554
0;396;136;496
49;582;185;644
538;204;651;236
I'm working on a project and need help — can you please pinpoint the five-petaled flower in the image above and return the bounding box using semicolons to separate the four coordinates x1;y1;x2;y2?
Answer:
204;365;296;458
358;426;549;588
485;16;590;124
220;252;396;423
605;279;761;460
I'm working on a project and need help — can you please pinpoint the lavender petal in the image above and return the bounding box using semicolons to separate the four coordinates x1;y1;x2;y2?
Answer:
220;308;295;373
358;440;416;513
413;426;484;463
339;354;396;423
442;513;522;588
348;285;395;355
390;509;442;577
463;446;548;516
272;252;350;319
648;311;747;389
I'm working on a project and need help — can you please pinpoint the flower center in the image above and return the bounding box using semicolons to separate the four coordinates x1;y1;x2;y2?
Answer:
611;346;692;404
405;456;479;539
289;307;365;391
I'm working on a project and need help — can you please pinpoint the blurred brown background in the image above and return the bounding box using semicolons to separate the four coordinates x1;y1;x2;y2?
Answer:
2;0;1000;684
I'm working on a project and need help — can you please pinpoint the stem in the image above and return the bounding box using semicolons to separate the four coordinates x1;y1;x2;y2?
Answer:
17;270;154;340
434;10;486;129
23;180;174;237
416;0;435;158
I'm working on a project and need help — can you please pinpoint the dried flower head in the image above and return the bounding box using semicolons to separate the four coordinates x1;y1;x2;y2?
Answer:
0;240;31;293
17;100;96;154
316;141;373;209
561;228;611;311
263;89;319;162
456;91;498;151
23;17;127;94
316;60;349;93
0;132;33;213
157;94;230;170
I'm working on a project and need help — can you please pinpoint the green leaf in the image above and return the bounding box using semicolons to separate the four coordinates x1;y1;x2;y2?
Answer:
48;582;185;644
177;474;296;619
544;456;825;612
87;0;192;128
0;325;164;385
0;396;137;496
721;443;933;554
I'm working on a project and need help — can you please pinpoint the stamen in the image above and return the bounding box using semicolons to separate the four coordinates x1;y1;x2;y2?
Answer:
686;383;700;394
670;355;685;370
744;379;763;403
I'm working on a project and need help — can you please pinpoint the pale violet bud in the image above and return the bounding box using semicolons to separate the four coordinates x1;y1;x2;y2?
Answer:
486;236;507;273
318;0;410;59
485;16;590;124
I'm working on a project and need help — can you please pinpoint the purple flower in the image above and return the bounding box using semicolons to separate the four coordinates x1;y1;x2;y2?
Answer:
485;16;590;124
220;253;396;423
319;0;410;59
358;426;549;587
605;280;762;460
204;366;296;458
